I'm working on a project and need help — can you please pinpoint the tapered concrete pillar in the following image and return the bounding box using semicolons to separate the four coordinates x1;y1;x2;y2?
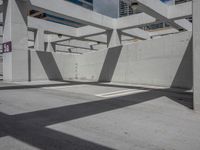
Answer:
107;29;121;48
3;0;29;81
46;35;56;52
193;0;200;112
35;28;45;51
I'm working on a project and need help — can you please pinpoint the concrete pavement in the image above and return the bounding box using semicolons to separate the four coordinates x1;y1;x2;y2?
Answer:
0;80;199;150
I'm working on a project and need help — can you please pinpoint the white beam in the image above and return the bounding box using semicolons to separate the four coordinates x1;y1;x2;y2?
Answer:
77;26;105;37
122;28;150;40
115;13;155;30
137;0;169;17
149;28;179;38
29;0;114;29
168;2;192;20
85;34;107;44
175;19;192;31
44;16;82;28
28;16;76;37
28;17;106;40
134;0;192;30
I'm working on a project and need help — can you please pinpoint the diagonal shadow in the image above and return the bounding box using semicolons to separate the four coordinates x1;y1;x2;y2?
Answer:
12;90;163;126
0;90;165;150
0;84;193;149
0;112;114;150
98;46;123;82
0;82;78;90
171;38;193;90
170;37;193;108
36;51;63;80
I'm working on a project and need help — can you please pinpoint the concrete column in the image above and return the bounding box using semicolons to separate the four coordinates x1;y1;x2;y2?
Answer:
3;0;29;81
46;35;55;52
35;28;45;51
107;29;121;48
193;0;200;112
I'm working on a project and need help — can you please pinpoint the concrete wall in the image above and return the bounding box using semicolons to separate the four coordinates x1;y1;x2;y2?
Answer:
0;55;2;77
77;31;192;89
29;51;78;81
29;31;192;89
193;0;200;111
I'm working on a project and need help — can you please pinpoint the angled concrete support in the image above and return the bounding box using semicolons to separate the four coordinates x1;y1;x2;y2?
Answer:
193;0;200;112
46;35;56;52
107;29;121;48
3;0;29;81
34;28;45;51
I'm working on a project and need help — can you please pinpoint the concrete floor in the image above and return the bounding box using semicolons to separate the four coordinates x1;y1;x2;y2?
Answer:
0;80;200;150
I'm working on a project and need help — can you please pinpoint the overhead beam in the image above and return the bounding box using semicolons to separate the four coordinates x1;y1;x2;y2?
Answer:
28;16;76;37
122;28;150;40
175;19;192;31
77;26;105;37
115;13;156;30
149;28;179;38
134;0;192;31
28;17;106;39
29;0;114;29
168;2;192;20
56;43;98;51
44;16;83;28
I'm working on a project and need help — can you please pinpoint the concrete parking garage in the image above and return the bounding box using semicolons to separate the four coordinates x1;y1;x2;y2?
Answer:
0;0;200;149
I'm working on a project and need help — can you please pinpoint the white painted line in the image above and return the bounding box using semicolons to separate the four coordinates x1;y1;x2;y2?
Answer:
96;89;135;97
42;84;86;89
96;89;147;98
42;86;68;89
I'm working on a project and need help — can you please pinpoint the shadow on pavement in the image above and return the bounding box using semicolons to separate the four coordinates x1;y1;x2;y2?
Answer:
0;88;193;150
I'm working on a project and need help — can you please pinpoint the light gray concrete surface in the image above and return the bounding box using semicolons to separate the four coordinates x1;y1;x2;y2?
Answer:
0;54;2;80
77;31;192;89
0;80;199;150
3;0;29;82
27;31;192;90
193;0;200;112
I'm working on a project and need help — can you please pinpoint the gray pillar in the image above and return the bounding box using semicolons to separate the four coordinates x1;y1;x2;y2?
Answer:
46;35;55;52
3;0;29;81
107;29;121;48
35;28;45;51
193;0;200;112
